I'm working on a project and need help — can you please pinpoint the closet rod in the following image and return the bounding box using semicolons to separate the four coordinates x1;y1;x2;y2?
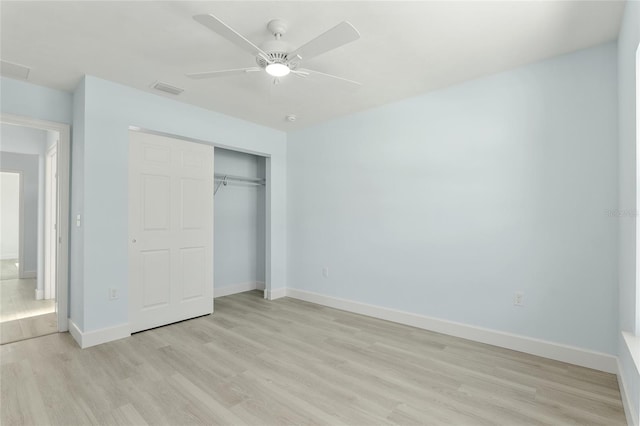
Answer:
214;173;265;195
214;173;265;184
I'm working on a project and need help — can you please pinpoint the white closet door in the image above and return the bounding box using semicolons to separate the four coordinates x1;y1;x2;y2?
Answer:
129;131;214;333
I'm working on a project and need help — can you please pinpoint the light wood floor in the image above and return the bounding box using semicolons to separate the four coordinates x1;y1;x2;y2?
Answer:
1;275;57;344
0;291;626;425
1;277;56;323
1;312;58;345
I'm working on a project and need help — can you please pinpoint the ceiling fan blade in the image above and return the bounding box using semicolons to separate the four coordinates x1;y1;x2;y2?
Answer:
290;69;310;78
186;67;261;79
297;68;362;87
289;21;360;62
194;14;268;57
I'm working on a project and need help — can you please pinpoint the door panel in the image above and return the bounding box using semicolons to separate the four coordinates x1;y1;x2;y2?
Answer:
140;249;171;309
143;145;170;164
181;150;204;169
142;175;171;230
181;247;206;300
129;131;214;333
181;178;206;229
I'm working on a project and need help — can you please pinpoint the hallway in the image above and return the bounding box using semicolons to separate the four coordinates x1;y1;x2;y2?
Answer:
1;259;56;344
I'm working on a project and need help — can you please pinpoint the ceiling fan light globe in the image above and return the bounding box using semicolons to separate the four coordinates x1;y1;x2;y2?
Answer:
266;63;290;77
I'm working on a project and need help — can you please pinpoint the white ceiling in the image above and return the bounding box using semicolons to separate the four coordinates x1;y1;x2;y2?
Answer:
0;1;625;131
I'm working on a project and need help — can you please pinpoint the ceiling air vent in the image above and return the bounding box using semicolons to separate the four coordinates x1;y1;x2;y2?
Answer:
151;81;184;95
0;60;31;80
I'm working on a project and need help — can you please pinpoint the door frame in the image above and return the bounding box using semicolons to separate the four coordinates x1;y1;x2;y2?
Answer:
0;114;70;332
44;143;57;300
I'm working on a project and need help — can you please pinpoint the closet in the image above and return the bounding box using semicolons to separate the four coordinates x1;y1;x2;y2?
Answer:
128;133;265;334
213;148;266;298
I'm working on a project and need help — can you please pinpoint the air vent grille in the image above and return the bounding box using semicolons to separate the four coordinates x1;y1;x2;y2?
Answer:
151;81;184;95
0;60;30;80
256;52;289;69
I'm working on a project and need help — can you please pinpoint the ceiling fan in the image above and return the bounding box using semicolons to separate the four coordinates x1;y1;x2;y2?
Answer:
187;14;361;86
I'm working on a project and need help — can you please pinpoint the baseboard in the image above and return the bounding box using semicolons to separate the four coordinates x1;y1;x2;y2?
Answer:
286;289;618;374
68;319;82;347
34;288;43;300
617;358;639;426
266;287;287;300
623;331;640;375
214;281;264;298
0;254;18;260
21;270;36;279
68;319;131;349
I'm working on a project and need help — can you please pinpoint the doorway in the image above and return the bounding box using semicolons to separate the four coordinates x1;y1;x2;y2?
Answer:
0;171;21;280
0;115;70;343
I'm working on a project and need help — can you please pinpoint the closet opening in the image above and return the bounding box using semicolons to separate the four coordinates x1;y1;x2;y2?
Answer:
213;148;267;299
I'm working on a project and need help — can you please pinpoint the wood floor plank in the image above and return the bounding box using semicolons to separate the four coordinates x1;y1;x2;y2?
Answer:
0;290;627;425
111;403;149;426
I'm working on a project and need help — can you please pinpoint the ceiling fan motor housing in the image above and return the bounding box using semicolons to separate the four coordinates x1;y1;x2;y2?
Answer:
256;38;294;69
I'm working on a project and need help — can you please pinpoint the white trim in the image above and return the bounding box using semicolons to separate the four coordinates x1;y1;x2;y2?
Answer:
620;332;640;426
286;289;618;374
21;270;36;279
34;288;43;300
68;319;82;347
265;287;287;300
0;254;18;260
16;170;24;281
636;43;640;336
623;331;640;375
1;113;70;333
68;319;131;349
44;142;57;300
214;281;264;298
618;357;639;426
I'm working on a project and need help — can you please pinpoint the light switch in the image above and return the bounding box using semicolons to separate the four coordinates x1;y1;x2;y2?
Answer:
76;214;81;227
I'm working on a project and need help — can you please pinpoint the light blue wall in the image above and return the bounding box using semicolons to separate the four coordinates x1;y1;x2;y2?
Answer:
1;77;72;124
618;0;640;337
288;43;618;355
1;123;47;155
214;148;266;289
78;76;286;331
71;78;86;329
617;0;640;422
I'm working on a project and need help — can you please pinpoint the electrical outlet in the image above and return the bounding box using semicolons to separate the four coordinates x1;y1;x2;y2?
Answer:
109;288;119;300
322;266;329;278
514;292;524;307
